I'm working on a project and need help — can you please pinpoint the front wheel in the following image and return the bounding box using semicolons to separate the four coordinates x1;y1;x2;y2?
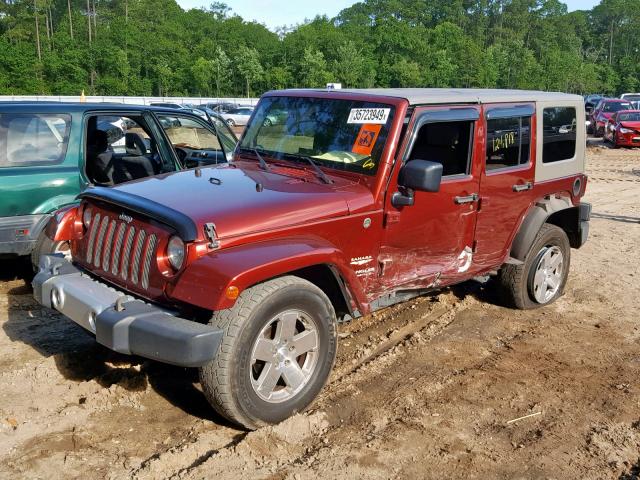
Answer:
31;229;70;272
199;276;337;429
497;224;570;309
226;118;236;127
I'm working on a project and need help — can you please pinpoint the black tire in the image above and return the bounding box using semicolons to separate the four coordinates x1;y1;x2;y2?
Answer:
497;224;571;310
226;118;236;127
263;118;273;127
199;275;338;429
31;229;70;272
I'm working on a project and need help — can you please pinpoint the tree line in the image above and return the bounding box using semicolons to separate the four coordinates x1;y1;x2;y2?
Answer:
0;0;638;97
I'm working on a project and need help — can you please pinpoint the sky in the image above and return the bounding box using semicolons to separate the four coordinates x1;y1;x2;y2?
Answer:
175;0;602;31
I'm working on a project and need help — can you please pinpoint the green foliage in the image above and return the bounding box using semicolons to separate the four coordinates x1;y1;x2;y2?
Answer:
299;47;331;88
0;0;638;96
235;45;263;97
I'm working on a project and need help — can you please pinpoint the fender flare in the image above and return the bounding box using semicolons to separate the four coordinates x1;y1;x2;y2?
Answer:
510;196;575;261
33;194;79;215
169;236;366;313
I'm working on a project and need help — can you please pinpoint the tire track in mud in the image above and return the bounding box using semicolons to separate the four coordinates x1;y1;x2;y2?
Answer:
117;292;473;479
1;146;639;479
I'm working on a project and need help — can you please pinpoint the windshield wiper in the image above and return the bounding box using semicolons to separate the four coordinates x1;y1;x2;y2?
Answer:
252;148;271;171
238;147;271;171
296;155;334;184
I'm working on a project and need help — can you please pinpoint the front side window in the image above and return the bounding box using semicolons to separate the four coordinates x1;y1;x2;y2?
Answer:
208;115;238;155
241;96;396;176
0;114;71;167
407;121;474;176
158;114;234;167
486;116;531;171
543;107;577;163
158;115;222;151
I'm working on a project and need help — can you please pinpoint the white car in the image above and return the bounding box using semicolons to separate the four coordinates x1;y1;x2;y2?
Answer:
221;107;254;127
620;93;640;103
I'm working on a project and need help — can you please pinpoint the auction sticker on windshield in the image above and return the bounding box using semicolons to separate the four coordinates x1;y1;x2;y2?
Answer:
352;124;382;156
347;108;390;124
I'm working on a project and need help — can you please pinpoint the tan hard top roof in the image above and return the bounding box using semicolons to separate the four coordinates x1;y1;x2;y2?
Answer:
277;88;583;105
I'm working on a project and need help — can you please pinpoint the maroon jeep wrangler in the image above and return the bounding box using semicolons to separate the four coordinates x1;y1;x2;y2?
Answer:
34;88;590;429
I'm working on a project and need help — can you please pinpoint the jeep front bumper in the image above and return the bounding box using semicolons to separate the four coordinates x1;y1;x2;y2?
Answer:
33;255;222;367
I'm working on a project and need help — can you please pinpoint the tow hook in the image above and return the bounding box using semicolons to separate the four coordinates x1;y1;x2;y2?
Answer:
115;296;126;312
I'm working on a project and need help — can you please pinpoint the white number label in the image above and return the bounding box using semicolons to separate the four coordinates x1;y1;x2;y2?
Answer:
347;108;390;124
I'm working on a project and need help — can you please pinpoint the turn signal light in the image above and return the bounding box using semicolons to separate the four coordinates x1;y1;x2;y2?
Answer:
225;286;239;300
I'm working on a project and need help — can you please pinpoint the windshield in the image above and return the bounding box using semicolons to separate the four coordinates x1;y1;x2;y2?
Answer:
603;102;632;113
240;96;396;176
622;95;640;102
618;112;640;122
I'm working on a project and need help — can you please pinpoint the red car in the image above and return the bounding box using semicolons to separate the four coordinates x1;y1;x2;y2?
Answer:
34;89;591;429
604;110;640;147
589;98;633;136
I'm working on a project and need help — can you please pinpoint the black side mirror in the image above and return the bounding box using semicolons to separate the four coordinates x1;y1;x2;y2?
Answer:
392;160;443;207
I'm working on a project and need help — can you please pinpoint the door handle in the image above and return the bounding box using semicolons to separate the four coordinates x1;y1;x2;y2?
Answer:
454;193;479;205
512;182;533;192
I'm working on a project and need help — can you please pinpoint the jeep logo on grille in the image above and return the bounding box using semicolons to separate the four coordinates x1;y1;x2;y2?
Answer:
119;213;133;223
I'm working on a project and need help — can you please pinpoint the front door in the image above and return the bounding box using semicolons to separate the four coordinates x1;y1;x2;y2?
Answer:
474;104;536;270
379;106;482;291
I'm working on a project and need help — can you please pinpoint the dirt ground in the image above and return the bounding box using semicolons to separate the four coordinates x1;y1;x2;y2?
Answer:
1;140;639;480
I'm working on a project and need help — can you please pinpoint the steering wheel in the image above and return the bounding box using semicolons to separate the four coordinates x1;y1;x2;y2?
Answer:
174;147;188;163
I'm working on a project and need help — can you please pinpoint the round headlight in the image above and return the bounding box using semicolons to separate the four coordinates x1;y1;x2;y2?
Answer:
166;236;185;270
83;206;93;228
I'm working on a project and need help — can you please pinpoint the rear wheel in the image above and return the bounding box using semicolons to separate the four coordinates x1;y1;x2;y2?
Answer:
226;118;236;127
199;276;337;429
498;224;570;310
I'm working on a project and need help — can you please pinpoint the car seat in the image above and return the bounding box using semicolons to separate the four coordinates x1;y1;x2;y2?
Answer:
410;123;466;176
86;130;115;185
112;132;156;183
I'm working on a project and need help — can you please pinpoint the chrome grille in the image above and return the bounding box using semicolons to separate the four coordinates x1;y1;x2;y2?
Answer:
94;216;109;267
84;212;159;289
131;230;146;285
101;219;117;272
141;234;158;289
111;224;126;276
121;226;135;280
85;213;101;263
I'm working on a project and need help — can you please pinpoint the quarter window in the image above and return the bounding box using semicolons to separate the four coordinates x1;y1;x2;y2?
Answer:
543;107;576;163
0;114;71;167
486;116;531;171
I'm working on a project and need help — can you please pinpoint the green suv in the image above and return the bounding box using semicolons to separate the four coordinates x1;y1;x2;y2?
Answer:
0;102;237;264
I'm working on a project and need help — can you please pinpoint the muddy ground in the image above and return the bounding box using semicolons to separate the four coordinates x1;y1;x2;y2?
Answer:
1;140;639;479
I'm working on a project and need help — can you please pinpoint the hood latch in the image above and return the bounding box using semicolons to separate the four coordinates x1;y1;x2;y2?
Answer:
204;223;220;249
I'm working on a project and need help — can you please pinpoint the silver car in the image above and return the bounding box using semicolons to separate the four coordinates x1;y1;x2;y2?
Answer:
221;107;254;127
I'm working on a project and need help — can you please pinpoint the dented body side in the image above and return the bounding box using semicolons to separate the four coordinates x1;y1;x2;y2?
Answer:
54;90;588;319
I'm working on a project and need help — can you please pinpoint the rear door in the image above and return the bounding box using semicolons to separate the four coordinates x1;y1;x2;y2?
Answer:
473;104;536;269
0;110;79;218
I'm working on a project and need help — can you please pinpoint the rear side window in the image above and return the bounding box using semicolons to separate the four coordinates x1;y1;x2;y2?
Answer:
486;116;531;171
0;114;71;167
543;107;576;163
